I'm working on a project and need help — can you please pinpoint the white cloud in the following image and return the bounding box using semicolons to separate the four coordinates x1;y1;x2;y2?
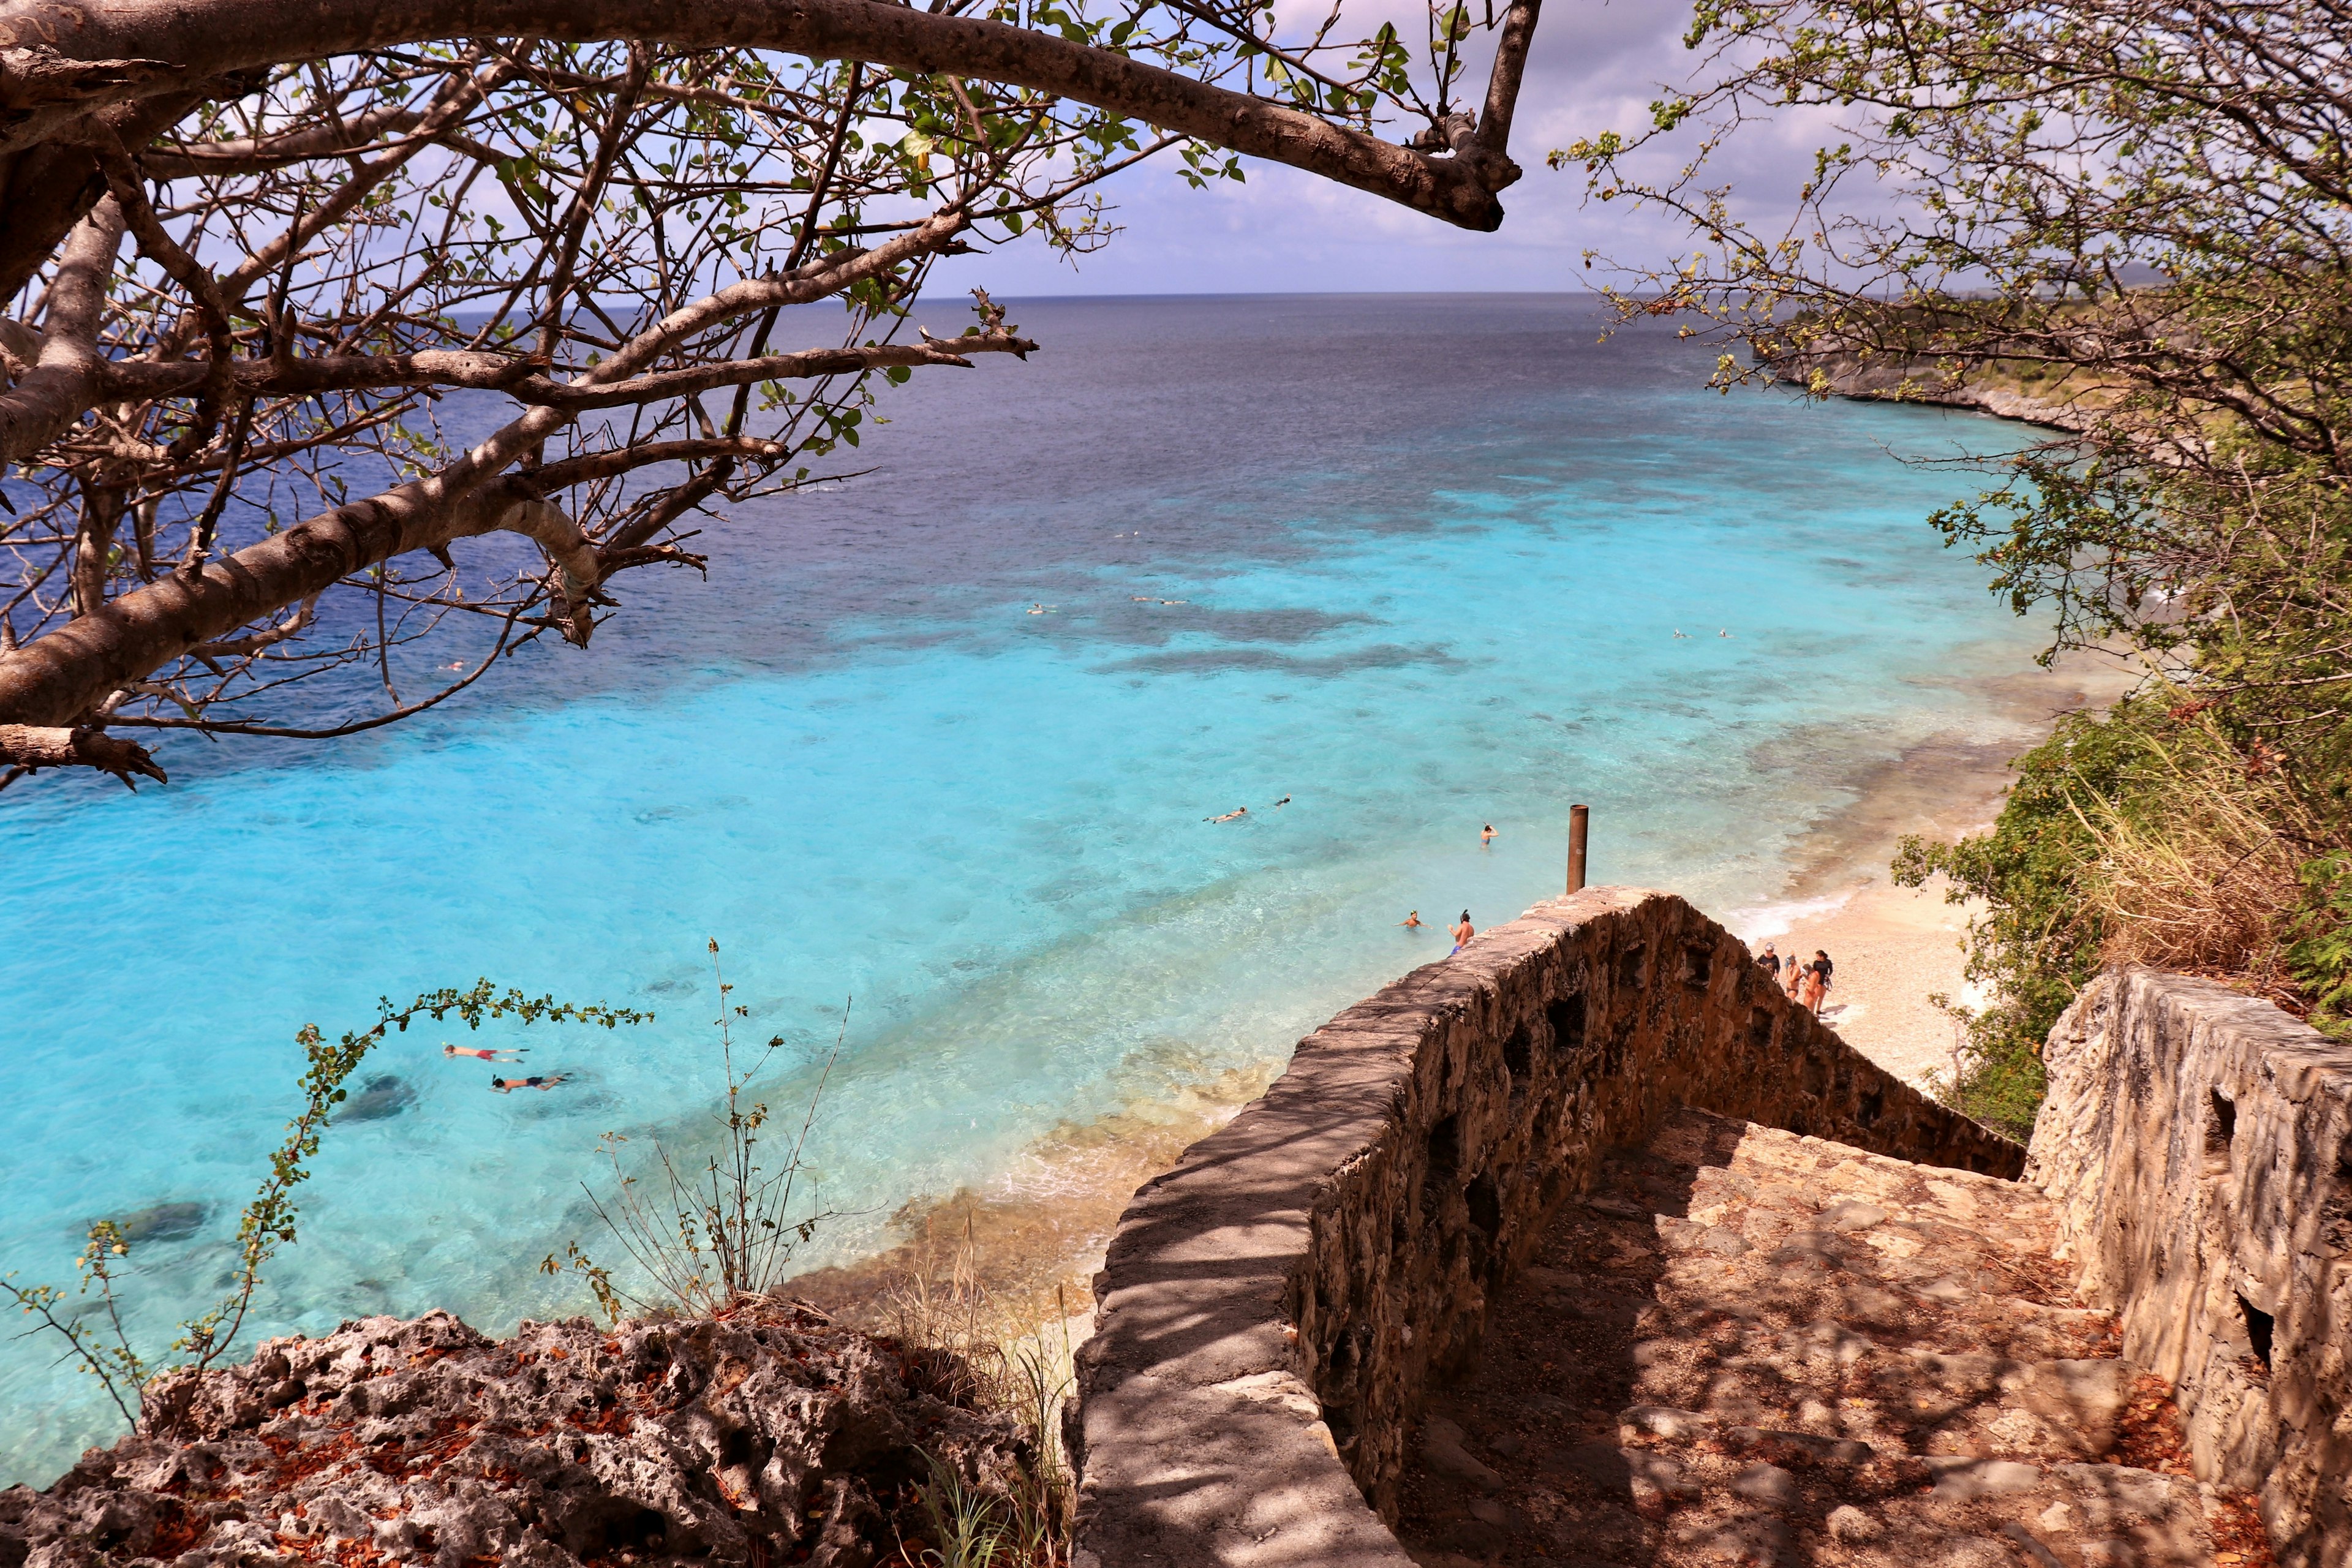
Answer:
927;0;1860;296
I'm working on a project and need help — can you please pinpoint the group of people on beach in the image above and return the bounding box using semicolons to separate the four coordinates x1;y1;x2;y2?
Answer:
1755;943;1834;1014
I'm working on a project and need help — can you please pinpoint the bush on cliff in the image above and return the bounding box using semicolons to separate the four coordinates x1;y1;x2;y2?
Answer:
1896;695;2352;1136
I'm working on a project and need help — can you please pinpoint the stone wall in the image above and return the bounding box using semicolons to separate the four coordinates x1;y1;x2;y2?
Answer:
2029;968;2352;1568
1070;888;2021;1567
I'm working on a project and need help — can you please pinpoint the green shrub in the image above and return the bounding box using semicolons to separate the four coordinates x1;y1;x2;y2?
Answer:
1899;694;2352;1137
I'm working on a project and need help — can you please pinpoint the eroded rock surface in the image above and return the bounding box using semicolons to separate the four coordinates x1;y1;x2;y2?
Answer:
2032;969;2352;1568
0;1306;1024;1568
1761;341;2092;433
1395;1110;2276;1567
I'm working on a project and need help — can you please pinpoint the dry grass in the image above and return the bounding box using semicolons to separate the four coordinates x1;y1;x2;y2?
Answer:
882;1216;1082;1567
2066;717;2316;1008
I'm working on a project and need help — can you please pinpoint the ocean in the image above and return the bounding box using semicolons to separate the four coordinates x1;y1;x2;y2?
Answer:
0;294;2048;1481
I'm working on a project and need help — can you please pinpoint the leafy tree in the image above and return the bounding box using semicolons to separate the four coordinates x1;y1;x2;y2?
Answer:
1559;0;2352;1099
0;0;1543;788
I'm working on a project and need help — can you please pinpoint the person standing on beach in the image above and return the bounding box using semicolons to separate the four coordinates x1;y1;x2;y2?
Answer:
1451;911;1474;954
1756;943;1781;981
1784;951;1806;1004
1804;950;1834;1014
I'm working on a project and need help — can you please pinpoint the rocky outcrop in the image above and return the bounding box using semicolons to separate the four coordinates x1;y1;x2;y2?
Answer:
0;1306;1025;1568
2030;967;2352;1568
1071;888;2019;1568
1764;339;2089;433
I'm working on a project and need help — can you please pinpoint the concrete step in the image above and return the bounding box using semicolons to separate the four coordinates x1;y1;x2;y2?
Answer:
1393;1109;2275;1568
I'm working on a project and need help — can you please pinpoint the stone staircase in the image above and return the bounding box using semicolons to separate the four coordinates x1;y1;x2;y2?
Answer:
1393;1109;2277;1568
1071;897;2342;1568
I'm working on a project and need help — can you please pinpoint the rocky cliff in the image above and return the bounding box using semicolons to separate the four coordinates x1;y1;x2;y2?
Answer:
1763;339;2089;433
0;1306;1027;1568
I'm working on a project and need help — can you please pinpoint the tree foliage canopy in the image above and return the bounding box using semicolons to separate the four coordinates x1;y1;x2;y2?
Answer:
1561;0;2352;1082
0;0;1542;787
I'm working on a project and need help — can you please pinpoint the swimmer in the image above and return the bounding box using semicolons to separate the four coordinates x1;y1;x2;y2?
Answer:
1132;595;1153;601
1159;598;1188;605
1480;823;1496;844
445;1043;526;1061
1450;910;1474;954
490;1074;570;1093
1399;910;1422;928
1273;794;1292;807
1673;629;1691;639
1205;806;1248;823
1719;628;1733;638
1027;603;1046;614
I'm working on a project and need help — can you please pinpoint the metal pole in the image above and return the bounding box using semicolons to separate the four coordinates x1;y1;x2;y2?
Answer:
1566;804;1589;893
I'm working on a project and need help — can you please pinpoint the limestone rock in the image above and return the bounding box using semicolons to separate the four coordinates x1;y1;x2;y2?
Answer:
0;1307;1026;1568
1417;1418;1504;1493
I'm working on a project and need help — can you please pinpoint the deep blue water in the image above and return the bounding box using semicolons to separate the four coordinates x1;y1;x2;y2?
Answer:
0;295;2041;1481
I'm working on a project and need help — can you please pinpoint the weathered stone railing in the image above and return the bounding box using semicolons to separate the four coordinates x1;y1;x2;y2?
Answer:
1069;888;2019;1567
2030;968;2352;1568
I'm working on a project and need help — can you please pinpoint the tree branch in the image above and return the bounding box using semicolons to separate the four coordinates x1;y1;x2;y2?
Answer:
0;722;166;786
0;0;1516;228
187;590;314;656
0;195;124;464
138;97;429;177
94;330;1034;407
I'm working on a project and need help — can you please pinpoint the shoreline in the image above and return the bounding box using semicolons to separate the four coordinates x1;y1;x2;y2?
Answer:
783;650;2139;1332
1728;647;2137;1089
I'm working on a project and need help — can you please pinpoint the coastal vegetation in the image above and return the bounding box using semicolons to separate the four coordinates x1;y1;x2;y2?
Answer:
546;941;843;1322
1560;0;2352;1134
0;0;1540;792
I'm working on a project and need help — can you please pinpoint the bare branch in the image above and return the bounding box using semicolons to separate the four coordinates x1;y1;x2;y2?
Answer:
0;196;124;462
0;722;167;786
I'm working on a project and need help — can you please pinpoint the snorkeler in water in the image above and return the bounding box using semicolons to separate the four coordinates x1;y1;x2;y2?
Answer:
490;1074;570;1093
445;1043;525;1062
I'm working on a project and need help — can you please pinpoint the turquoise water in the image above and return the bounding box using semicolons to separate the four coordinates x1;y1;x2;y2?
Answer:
0;296;2041;1480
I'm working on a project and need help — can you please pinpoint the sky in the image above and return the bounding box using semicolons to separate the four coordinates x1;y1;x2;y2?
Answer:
927;0;1835;298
